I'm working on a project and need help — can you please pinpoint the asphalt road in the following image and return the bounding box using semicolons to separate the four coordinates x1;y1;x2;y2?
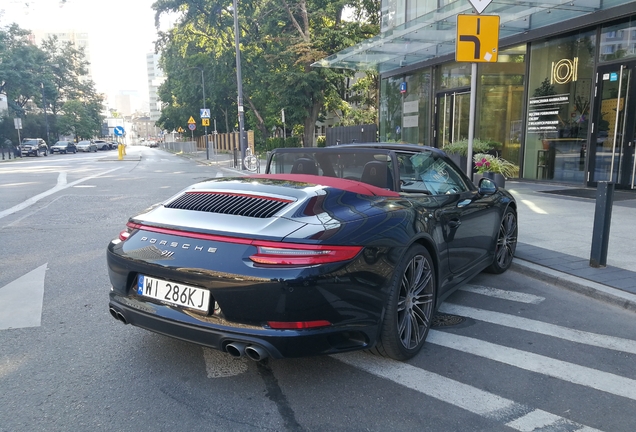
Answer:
1;147;635;432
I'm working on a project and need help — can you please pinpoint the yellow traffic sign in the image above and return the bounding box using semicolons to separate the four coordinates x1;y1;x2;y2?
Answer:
187;116;196;124
456;15;499;63
177;127;184;133
202;118;210;127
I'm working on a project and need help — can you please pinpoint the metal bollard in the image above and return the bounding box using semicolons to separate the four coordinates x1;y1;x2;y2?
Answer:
589;181;614;268
118;144;124;160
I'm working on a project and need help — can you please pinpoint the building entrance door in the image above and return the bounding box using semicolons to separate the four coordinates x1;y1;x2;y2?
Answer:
589;61;636;189
435;89;471;148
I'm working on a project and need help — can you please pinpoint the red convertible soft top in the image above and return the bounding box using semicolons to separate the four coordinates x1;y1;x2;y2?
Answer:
249;174;400;197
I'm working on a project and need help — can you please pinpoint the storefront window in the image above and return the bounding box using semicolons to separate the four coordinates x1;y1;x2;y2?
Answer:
599;16;636;63
402;69;432;145
379;77;404;142
524;31;596;183
436;62;471;91
477;45;526;173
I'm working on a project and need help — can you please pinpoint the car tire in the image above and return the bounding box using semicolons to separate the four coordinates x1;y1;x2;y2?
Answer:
484;208;517;274
369;244;436;361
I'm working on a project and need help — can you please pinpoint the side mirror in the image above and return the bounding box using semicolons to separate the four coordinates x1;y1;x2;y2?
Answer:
478;177;497;195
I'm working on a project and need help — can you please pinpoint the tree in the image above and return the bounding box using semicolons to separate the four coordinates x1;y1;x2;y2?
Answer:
152;0;380;146
57;100;101;141
0;22;104;141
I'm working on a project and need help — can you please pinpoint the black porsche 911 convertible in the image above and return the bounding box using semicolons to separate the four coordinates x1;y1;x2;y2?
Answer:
107;143;517;361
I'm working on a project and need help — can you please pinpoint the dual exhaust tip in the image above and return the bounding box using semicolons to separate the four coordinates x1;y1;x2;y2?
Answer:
109;307;128;324
226;341;269;361
108;307;269;361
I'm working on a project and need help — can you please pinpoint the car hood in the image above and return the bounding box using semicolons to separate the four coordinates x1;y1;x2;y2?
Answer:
130;175;409;243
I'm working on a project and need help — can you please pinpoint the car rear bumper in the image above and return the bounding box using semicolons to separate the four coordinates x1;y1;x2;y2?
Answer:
106;233;393;358
108;293;378;358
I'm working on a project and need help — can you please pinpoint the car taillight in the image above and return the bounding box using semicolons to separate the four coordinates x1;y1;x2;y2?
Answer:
267;320;331;329
249;242;362;266
119;222;141;241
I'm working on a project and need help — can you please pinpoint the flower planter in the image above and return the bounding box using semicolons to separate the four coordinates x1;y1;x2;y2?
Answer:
473;172;506;188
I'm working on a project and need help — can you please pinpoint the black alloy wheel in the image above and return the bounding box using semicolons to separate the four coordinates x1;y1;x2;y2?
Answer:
370;244;436;360
485;208;517;274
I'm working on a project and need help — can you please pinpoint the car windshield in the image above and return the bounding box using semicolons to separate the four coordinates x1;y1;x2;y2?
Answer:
22;140;38;145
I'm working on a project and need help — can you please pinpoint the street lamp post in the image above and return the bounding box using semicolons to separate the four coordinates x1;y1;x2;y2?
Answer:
233;0;247;168
188;66;209;160
41;82;50;144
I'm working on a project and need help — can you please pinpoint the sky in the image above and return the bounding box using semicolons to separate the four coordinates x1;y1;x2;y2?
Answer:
1;0;177;112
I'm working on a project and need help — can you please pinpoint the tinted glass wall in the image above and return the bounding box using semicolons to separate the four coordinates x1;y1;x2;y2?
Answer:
380;70;432;144
380;77;404;142
524;30;596;183
477;46;526;169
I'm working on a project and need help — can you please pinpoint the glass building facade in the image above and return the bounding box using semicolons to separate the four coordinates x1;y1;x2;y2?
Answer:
317;2;636;190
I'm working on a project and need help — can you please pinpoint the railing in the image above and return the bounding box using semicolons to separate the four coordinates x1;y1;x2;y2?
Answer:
160;141;198;154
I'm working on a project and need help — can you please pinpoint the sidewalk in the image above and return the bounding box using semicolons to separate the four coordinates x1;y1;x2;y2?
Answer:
176;149;636;311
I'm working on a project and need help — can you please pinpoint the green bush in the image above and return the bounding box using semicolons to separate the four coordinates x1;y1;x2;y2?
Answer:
442;138;498;156
261;136;302;152
316;136;326;147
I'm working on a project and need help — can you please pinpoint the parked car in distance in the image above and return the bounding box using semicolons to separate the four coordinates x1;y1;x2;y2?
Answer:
20;138;48;157
94;140;112;151
51;141;77;154
108;141;119;149
77;140;97;152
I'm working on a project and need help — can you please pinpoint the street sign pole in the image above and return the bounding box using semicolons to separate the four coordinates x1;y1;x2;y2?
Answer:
456;8;498;177
467;63;477;175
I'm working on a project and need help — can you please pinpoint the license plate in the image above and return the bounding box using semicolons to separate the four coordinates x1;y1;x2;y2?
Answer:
137;275;210;313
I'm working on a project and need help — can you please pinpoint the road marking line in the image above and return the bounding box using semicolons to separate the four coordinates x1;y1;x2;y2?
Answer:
0;167;121;220
0;263;47;330
460;284;545;303
520;199;548;214
439;303;636;355
335;352;601;432
428;330;636;401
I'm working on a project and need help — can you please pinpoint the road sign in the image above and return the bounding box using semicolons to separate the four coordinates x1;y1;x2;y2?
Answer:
468;0;493;14
177;127;184;133
14;118;22;130
114;126;125;136
200;109;210;118
188;123;196;131
187;116;196;124
456;15;499;63
202;118;210;127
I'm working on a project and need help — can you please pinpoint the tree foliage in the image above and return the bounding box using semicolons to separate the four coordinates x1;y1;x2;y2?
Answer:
153;0;379;146
0;22;103;145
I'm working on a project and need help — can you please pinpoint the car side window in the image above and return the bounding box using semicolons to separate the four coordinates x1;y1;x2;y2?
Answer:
399;152;469;195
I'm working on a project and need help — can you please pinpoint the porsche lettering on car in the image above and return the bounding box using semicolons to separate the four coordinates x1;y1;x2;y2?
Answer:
107;143;517;361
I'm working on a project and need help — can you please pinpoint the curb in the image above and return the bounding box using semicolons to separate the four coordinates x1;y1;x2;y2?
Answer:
512;259;636;313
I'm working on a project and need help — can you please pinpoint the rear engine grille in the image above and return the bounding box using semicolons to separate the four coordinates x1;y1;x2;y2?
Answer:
165;192;293;218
